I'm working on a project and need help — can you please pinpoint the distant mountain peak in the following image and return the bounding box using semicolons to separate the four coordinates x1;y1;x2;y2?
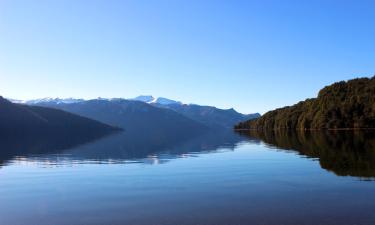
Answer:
8;95;260;129
130;95;182;105
152;97;182;105
8;97;85;105
130;95;155;103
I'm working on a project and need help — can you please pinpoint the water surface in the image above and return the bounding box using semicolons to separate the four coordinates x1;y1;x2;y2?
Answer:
0;130;374;225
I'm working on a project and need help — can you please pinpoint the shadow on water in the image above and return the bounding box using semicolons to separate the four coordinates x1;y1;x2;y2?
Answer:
238;129;375;178
0;129;255;166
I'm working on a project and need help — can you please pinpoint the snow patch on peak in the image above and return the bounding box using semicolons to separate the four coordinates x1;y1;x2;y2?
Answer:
130;95;155;103
129;95;182;105
152;97;182;105
23;97;84;105
7;98;25;104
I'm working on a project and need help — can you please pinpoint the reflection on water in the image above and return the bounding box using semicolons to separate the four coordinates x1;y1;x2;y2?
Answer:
1;129;375;225
0;129;254;167
238;130;375;179
0;131;115;167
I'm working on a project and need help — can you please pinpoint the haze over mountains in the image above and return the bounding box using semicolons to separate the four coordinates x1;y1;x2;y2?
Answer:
10;95;260;129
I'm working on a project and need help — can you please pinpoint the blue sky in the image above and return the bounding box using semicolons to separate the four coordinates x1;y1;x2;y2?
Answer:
1;0;374;113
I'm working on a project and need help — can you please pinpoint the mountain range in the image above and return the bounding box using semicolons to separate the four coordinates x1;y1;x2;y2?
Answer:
30;98;208;142
0;96;119;146
11;95;260;129
0;94;258;161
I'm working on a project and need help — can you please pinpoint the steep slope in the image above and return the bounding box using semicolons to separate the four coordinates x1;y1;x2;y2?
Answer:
0;96;119;138
33;99;208;140
235;76;375;130
153;103;260;129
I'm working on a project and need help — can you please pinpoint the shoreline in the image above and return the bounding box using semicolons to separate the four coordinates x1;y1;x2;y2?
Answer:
234;128;375;131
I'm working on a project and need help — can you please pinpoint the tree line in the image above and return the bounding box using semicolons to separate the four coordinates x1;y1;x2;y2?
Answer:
235;76;375;130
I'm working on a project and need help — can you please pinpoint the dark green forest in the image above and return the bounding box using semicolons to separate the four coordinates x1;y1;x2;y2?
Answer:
235;76;375;130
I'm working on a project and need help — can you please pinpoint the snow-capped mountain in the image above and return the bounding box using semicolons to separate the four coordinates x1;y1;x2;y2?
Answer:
9;97;85;105
130;95;155;103
11;95;182;106
8;95;260;128
152;97;182;105
129;96;182;105
22;97;208;138
6;98;25;104
129;95;260;128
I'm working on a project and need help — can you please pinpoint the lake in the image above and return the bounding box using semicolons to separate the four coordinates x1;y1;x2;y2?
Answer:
0;130;374;225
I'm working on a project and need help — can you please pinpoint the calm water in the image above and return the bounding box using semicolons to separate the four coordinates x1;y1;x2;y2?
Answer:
0;130;374;225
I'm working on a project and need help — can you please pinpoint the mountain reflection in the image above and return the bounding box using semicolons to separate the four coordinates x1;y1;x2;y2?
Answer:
60;130;254;163
238;130;375;178
0;132;114;165
0;129;255;167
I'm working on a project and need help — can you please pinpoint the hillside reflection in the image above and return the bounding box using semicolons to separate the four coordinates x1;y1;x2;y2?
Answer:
239;130;375;178
0;130;254;167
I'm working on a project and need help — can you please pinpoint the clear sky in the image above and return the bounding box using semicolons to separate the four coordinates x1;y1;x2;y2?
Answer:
1;0;374;114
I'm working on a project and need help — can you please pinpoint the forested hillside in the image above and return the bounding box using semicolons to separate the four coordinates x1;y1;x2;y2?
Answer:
235;77;375;130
